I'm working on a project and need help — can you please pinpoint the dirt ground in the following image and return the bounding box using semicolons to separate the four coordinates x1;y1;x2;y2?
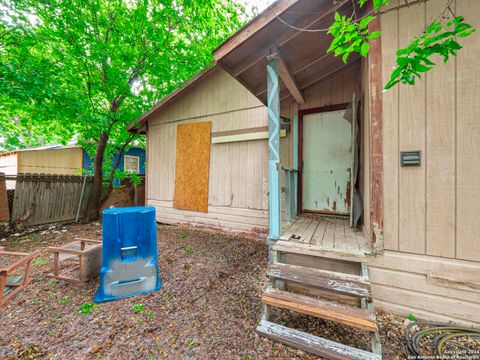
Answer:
0;222;408;359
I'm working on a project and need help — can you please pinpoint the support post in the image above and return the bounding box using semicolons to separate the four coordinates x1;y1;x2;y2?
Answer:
367;0;384;253
267;54;281;264
292;115;299;217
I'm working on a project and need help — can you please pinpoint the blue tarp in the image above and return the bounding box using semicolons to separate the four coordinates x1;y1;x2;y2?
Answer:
94;207;162;302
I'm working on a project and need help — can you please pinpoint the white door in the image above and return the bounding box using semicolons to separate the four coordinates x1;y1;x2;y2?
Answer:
302;110;352;214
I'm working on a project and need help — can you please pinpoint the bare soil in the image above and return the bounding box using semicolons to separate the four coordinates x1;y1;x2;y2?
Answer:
0;222;407;359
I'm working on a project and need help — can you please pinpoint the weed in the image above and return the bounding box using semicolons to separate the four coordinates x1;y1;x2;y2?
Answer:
32;257;49;268
60;296;71;305
145;309;155;319
279;320;286;326
78;302;98;315
162;291;173;301
184;244;192;256
186;340;194;347
407;313;417;322
132;304;145;314
179;234;188;240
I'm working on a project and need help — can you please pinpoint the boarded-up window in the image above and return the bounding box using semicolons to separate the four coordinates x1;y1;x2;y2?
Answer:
173;121;211;213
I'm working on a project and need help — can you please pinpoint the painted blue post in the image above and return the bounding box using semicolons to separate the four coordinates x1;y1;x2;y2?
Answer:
292;115;299;217
267;54;281;263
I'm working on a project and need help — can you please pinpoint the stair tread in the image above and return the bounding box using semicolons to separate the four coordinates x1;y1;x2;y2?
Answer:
262;288;377;332
257;320;381;360
268;262;372;299
273;240;366;263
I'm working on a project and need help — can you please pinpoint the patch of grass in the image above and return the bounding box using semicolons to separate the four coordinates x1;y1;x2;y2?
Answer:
179;234;188;240
32;257;49;268
77;302;98;315
186;340;194;347
145;309;155;319
132;304;145;314
184;244;192;256
60;296;71;305
162;291;173;301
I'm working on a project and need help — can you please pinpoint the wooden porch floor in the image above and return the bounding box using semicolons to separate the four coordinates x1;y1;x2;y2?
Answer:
280;214;370;255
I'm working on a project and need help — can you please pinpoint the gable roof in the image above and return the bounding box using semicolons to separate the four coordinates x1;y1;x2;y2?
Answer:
128;0;357;133
212;0;299;61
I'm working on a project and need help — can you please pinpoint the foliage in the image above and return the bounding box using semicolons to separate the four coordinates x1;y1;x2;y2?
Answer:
1;0;245;217
327;0;476;90
327;13;380;63
132;303;145;314
78;302;98;314
385;16;476;89
407;313;418;322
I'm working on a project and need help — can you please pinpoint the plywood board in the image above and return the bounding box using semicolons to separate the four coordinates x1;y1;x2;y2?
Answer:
173;121;211;213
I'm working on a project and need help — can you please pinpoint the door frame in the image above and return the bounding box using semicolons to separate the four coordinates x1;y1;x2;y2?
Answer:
297;103;351;215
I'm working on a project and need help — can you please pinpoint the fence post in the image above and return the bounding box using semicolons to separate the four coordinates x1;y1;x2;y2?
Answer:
0;173;9;222
76;176;88;223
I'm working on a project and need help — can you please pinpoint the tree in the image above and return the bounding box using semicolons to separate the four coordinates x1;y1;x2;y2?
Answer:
327;0;476;89
1;0;245;220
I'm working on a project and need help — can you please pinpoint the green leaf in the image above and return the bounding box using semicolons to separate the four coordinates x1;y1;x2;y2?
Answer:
360;41;370;57
367;31;381;39
359;16;375;29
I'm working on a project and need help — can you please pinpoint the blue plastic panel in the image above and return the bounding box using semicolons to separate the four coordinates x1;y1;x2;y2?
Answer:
94;207;162;302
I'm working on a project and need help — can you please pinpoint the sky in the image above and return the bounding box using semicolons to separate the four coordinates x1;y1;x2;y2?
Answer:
242;0;277;13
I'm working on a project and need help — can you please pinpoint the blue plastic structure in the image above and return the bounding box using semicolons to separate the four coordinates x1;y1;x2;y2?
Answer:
94;207;162;302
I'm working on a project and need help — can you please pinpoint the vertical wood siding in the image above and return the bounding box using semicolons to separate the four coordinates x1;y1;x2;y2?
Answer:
381;0;480;262
147;68;269;234
18;148;83;175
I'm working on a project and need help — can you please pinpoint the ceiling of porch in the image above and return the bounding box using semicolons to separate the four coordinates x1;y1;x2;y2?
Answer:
214;0;363;105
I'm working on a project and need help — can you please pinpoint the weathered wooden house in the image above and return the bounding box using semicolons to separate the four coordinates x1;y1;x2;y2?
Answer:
129;0;480;357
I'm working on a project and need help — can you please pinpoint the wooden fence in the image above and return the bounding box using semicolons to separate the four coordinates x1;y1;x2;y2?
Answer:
11;174;94;227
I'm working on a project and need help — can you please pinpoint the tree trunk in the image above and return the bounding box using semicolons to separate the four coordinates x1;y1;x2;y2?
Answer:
83;132;109;222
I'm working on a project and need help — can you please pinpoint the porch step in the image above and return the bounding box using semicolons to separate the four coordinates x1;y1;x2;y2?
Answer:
261;288;377;332
273;240;366;263
257;320;381;360
268;263;372;300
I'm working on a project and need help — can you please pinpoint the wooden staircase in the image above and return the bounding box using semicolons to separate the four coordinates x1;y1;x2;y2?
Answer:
257;244;382;359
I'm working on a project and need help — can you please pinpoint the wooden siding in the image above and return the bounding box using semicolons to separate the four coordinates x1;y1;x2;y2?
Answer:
147;68;269;233
375;0;480;325
369;251;480;326
18;148;83;175
381;0;480;262
0;153;18;176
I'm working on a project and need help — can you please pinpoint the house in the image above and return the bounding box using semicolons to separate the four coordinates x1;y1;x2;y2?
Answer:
0;144;146;181
128;0;480;356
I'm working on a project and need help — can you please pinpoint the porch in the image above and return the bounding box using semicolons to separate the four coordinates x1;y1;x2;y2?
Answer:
279;215;370;257
213;0;381;357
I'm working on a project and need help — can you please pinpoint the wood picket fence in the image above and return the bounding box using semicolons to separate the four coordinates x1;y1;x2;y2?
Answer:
11;174;94;227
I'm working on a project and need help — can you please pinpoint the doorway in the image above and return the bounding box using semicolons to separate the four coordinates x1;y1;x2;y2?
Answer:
298;103;354;217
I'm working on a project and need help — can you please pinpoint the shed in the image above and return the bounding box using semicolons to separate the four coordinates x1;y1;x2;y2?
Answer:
0;145;146;180
129;0;480;354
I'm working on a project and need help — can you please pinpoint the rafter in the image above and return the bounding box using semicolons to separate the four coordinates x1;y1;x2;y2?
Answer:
231;0;349;78
273;49;305;104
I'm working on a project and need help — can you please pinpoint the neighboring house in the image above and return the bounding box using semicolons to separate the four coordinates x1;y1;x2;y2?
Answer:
128;0;480;355
0;144;145;182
